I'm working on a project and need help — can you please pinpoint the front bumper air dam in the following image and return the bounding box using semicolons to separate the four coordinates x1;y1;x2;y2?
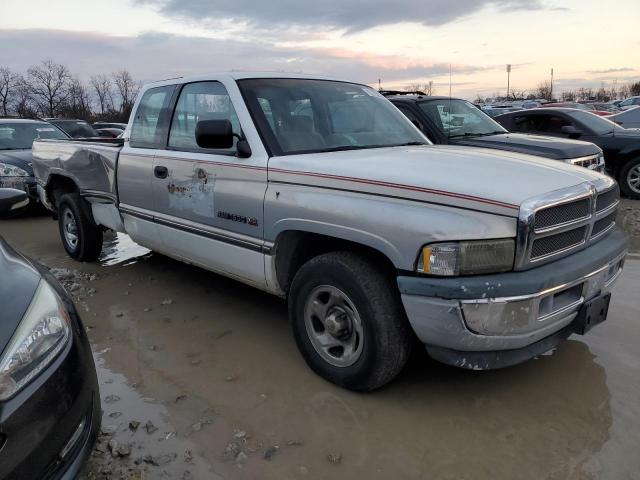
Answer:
397;227;627;369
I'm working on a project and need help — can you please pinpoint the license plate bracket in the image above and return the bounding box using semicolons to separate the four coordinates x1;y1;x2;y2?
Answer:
574;293;611;335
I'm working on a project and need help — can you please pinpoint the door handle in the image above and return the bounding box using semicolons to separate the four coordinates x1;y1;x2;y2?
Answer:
154;165;168;179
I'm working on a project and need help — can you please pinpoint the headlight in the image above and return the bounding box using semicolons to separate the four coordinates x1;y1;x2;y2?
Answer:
0;163;29;177
416;239;515;276
0;281;71;401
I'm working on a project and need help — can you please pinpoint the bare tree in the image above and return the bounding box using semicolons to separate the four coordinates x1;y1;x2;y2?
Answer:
90;74;113;115
509;88;528;100
113;69;140;120
405;81;435;95
63;77;92;118
630;82;640;97
27;59;72;117
619;84;630;100
0;66;21;116
13;77;36;118
535;81;552;100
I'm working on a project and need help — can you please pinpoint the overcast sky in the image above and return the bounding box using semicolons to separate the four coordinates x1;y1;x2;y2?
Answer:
1;0;638;97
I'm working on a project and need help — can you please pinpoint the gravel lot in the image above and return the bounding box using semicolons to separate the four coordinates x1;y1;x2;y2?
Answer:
1;199;639;480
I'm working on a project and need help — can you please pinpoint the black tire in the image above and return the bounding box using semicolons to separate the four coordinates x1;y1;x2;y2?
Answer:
618;157;640;199
57;193;103;261
288;251;412;391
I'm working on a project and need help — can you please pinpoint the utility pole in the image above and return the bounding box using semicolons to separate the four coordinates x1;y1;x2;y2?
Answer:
550;68;554;100
378;78;381;91
506;64;511;100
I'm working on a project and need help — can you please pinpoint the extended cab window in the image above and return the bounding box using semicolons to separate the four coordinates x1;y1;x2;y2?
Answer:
169;81;241;152
130;85;174;148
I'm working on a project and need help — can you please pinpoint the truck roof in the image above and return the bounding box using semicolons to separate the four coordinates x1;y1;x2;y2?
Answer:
146;71;350;87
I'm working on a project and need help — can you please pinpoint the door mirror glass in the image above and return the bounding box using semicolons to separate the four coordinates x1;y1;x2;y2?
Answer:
195;119;234;149
0;188;28;215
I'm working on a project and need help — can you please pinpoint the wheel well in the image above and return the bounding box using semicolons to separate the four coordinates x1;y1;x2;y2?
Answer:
46;175;79;211
273;231;399;294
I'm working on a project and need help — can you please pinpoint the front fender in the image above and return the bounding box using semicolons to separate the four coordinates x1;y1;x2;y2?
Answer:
264;184;518;270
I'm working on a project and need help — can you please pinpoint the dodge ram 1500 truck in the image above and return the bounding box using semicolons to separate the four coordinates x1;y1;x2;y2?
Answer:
32;73;627;391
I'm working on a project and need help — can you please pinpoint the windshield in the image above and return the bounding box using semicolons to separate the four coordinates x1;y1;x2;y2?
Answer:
52;120;99;138
419;99;507;138
567;110;622;135
238;78;428;155
0;122;67;150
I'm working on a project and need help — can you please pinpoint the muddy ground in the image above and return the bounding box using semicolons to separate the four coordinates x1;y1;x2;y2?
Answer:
1;199;639;480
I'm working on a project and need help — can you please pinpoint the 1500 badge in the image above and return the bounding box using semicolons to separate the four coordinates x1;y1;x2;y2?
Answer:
217;211;259;226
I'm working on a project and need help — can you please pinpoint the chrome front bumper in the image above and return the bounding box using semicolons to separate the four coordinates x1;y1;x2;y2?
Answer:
397;229;627;358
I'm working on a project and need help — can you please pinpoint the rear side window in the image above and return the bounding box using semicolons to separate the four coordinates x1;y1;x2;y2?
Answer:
130;85;175;148
168;81;241;152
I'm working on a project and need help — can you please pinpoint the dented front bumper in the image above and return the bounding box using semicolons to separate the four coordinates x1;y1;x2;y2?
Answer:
397;227;627;369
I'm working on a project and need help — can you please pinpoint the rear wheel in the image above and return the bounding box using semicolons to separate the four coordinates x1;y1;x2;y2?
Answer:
288;251;412;391
57;193;103;261
618;157;640;199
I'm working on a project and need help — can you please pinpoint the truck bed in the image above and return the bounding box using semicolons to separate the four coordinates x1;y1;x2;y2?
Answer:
32;138;123;200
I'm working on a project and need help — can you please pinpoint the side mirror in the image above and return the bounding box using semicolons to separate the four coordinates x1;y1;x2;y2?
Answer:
195;119;252;158
0;188;29;216
560;125;582;138
195;119;234;149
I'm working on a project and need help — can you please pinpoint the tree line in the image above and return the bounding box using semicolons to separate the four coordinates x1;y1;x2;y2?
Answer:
0;60;141;122
475;79;640;104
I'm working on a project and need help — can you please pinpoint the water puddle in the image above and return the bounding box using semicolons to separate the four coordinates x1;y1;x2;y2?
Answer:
80;354;219;479
99;232;151;266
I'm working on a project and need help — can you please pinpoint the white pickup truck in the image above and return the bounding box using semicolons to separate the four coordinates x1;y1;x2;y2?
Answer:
32;73;627;390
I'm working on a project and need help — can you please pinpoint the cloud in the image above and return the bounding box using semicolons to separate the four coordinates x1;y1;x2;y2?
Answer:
586;67;635;74
0;29;485;85
137;0;548;33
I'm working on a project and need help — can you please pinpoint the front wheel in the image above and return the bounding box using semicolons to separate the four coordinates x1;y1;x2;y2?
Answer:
618;157;640;199
288;251;412;391
57;193;103;261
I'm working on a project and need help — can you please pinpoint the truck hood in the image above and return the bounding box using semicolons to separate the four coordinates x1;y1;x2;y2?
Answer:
0;149;34;175
268;145;604;217
450;133;600;160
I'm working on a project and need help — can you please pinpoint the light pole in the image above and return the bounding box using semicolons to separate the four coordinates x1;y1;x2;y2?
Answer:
550;68;554;100
506;64;511;100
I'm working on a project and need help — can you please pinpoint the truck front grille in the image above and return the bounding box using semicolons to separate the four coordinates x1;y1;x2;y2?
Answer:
571;154;604;172
534;198;590;231
595;186;619;213
591;211;617;238
531;227;587;260
516;180;620;269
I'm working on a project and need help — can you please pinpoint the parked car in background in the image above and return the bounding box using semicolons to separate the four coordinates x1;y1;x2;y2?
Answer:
92;122;127;130
46;119;100;138
0;118;68;213
481;105;523;117
95;127;124;138
618;96;640;110
386;94;604;170
0;188;100;479
589;102;621;114
542;103;611;116
32;73;626;391
496;107;640;198
608;106;640;129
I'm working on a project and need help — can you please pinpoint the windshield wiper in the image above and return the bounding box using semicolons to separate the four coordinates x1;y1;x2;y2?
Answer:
448;131;504;138
321;145;375;152
390;141;426;147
